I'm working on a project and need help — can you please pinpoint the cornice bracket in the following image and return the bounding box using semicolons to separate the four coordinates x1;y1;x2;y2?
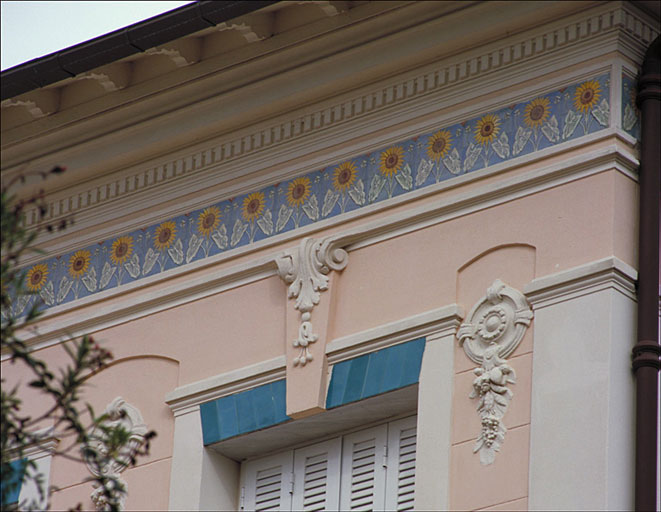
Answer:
276;236;348;366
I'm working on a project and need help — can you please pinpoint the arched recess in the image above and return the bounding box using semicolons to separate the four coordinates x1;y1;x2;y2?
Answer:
456;243;536;310
449;243;536;510
48;355;179;512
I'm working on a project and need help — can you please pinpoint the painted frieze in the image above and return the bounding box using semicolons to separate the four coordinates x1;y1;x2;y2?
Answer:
10;74;613;317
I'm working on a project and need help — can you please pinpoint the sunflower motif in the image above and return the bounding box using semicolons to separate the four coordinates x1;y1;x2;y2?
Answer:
286;177;311;207
197;206;221;237
110;236;133;265
26;263;48;291
524;97;551;128
332;162;357;192
474;114;500;145
379;146;404;177
427;130;452;161
69;250;91;278
154;221;176;250
574;80;601;113
242;192;265;221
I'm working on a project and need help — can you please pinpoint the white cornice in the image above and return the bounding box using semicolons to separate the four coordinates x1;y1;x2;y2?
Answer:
165;356;287;413
4;141;637;357
524;256;638;307
164;256;638;411
6;427;58;460
165;304;464;411
326;304;464;364
5;2;656;258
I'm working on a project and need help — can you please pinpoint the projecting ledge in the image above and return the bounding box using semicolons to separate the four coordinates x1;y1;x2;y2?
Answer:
206;384;418;461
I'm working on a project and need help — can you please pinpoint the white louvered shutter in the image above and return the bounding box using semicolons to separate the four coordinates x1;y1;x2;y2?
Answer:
384;416;418;511
339;424;388;511
241;451;293;511
291;437;341;511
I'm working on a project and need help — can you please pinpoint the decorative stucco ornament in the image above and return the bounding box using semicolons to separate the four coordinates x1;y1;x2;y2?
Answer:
276;236;348;366
84;397;148;511
457;279;533;465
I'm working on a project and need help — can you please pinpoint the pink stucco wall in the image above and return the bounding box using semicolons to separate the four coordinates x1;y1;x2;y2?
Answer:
1;159;636;509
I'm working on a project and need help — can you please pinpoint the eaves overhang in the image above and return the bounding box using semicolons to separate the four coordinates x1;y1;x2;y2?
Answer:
0;0;278;101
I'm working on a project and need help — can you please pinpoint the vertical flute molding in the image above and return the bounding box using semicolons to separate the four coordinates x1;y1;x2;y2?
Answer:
84;397;148;511
275;236;348;366
457;279;533;465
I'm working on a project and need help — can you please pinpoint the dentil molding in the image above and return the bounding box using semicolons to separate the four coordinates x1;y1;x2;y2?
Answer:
276;236;348;366
84;397;148;511
10;1;657;242
457;279;533;465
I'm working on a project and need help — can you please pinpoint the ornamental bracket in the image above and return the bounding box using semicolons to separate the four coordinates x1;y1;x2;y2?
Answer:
457;279;533;465
275;236;348;366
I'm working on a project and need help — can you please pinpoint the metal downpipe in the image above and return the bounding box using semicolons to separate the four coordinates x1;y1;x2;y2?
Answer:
633;34;661;512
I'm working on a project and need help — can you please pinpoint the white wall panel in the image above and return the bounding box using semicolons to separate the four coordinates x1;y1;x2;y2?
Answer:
528;286;636;510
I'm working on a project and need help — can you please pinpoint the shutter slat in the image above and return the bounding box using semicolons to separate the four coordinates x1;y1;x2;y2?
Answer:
341;424;387;512
385;417;418;512
293;437;341;511
242;452;293;512
247;416;417;512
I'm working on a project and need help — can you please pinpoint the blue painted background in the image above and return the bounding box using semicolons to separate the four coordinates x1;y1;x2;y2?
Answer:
8;74;620;319
200;380;290;445
326;337;426;409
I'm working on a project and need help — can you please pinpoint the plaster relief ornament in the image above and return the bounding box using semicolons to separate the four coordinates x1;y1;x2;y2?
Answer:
84;397;148;511
276;237;348;366
457;279;533;465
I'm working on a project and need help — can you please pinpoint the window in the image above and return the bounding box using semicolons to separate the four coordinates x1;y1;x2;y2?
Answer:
239;416;416;511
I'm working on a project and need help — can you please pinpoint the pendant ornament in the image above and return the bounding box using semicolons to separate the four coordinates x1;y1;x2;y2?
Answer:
457;279;533;464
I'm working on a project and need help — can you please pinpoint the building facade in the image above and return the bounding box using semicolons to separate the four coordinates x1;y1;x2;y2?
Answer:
1;1;659;510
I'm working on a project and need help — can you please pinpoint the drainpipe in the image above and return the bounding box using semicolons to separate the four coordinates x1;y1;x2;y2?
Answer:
633;34;660;512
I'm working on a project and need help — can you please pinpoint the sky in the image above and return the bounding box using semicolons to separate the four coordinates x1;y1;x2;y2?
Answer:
1;1;193;71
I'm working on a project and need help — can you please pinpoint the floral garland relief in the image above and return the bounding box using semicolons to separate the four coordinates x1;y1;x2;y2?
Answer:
11;76;611;318
84;397;148;511
457;280;533;465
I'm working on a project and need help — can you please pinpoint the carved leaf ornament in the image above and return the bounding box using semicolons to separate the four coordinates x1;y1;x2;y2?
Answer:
457;280;533;465
84;397;148;511
276;237;348;366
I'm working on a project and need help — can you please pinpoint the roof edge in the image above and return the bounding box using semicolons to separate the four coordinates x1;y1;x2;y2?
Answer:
1;0;278;101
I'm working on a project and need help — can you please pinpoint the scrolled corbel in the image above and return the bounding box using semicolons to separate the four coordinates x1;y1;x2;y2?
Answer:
276;236;348;366
457;279;533;465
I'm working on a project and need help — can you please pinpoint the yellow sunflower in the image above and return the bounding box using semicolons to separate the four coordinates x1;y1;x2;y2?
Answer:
574;80;601;113
26;263;48;291
286;177;311;207
474;114;500;145
379;146;404;177
197;206;221;237
524;97;551;128
242;192;265;221
154;221;176;250
110;236;133;265
427;130;452;161
69;250;91;278
332;161;357;192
